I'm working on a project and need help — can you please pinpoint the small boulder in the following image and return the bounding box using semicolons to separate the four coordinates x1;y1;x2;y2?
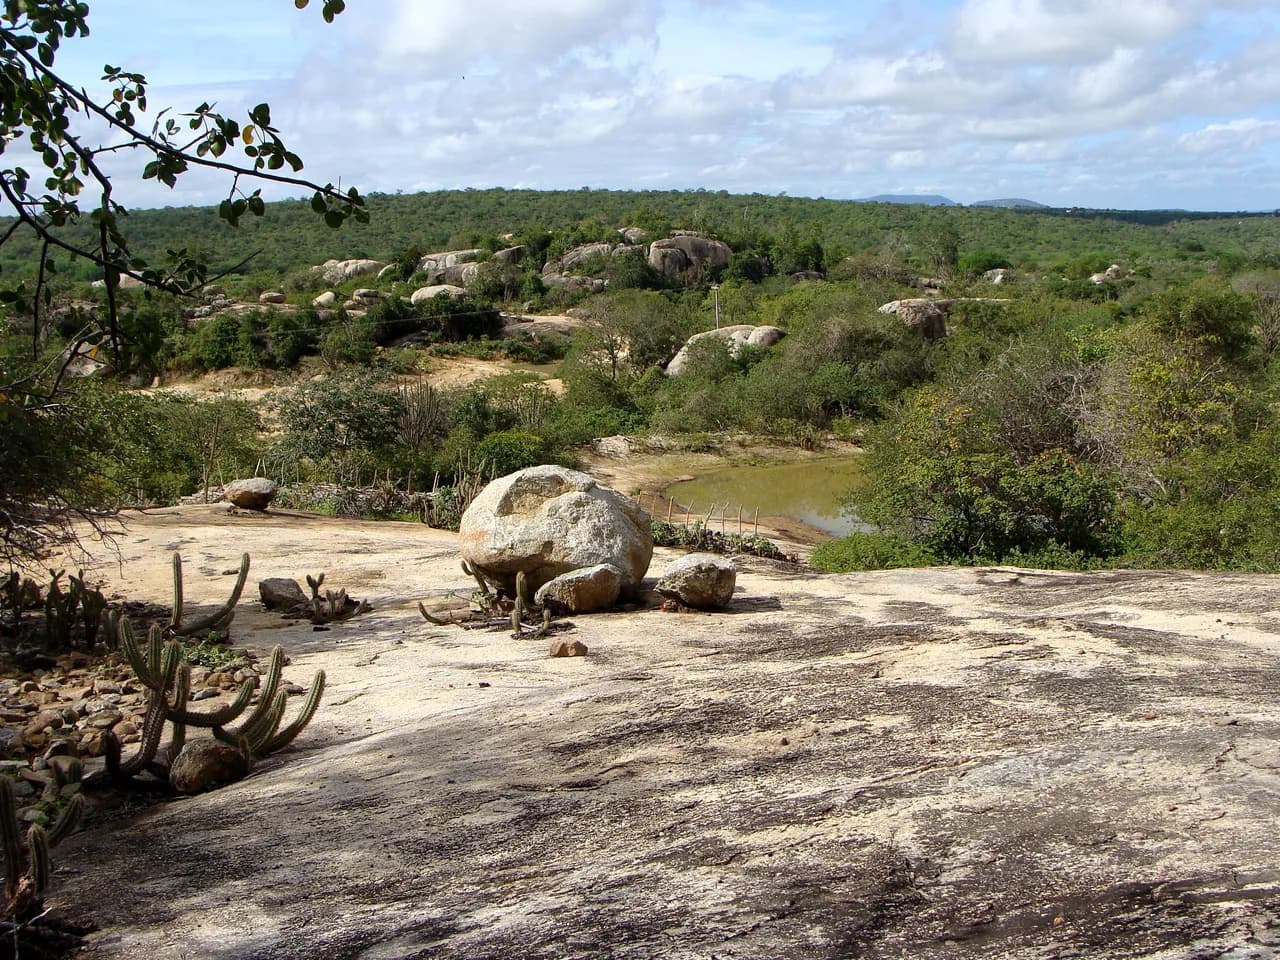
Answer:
169;739;250;795
223;478;279;510
656;554;737;609
534;564;623;614
312;291;337;308
259;578;308;612
353;288;382;301
258;291;287;305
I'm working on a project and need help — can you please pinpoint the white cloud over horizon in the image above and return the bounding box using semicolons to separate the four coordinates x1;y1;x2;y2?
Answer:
17;0;1280;211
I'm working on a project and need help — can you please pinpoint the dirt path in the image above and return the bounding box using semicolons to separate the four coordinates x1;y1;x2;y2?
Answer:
48;506;1280;959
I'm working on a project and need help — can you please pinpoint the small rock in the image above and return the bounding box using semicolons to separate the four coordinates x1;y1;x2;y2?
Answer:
191;688;220;702
112;720;138;738
258;291;287;304
84;709;123;730
169;740;250;794
550;639;589;658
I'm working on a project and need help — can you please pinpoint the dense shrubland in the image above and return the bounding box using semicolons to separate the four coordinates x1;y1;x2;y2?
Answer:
4;188;1280;571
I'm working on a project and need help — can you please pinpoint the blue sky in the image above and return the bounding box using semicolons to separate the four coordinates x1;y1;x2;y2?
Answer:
34;0;1280;210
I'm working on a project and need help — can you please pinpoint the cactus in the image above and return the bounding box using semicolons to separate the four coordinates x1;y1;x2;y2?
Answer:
42;570;76;653
169;552;250;637
70;571;107;648
0;776;82;922
305;573;371;624
99;607;123;651
87;622;324;788
1;572;40;632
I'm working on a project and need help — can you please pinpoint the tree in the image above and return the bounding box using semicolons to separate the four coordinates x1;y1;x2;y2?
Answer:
0;0;365;368
0;1;362;564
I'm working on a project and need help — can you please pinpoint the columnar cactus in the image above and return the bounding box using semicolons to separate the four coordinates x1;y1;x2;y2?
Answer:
86;620;324;789
169;552;250;637
0;775;82;922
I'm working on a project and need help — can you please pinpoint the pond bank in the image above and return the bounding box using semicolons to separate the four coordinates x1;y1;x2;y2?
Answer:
580;437;862;556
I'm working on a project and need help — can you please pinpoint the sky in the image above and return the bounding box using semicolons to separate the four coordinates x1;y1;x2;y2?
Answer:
26;0;1280;211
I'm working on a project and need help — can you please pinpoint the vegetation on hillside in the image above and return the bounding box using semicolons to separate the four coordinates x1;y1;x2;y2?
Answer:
4;184;1280;573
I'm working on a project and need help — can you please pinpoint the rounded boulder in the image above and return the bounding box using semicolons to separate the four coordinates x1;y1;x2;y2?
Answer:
223;478;278;510
169;739;250;795
656;553;737;609
459;466;652;595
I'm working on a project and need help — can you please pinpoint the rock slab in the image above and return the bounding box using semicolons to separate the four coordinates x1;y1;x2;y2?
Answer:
459;466;652;595
656;554;737;609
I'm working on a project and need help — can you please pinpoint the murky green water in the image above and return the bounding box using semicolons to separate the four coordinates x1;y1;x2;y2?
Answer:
667;456;865;537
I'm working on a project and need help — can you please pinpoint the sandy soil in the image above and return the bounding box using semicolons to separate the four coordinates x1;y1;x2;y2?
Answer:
45;504;1280;959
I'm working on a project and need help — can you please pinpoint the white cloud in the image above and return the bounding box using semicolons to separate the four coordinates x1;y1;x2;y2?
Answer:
380;0;659;70
28;1;1280;212
950;0;1195;63
1178;117;1280;153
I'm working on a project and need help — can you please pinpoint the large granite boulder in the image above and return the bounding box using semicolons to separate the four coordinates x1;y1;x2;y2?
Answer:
648;235;731;279
223;478;278;510
416;249;482;275
459;466;652;595
534;563;624;614
543;242;616;276
313;258;385;286
656;554;737;609
411;284;467;304
665;324;785;376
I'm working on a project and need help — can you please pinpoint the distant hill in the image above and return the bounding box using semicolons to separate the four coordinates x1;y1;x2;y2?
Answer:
972;198;1049;209
861;194;959;206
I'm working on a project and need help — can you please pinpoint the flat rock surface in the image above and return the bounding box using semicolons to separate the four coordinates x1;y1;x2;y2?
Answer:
54;505;1280;959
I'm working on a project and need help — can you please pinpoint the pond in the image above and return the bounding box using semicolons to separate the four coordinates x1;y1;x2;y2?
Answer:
666;456;866;537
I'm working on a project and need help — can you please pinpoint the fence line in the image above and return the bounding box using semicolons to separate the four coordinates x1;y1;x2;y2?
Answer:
641;493;760;537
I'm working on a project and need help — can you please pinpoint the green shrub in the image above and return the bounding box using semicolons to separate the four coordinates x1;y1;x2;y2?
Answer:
810;532;936;572
474;430;549;476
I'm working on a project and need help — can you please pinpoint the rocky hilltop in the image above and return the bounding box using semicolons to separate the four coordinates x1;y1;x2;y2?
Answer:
52;505;1280;960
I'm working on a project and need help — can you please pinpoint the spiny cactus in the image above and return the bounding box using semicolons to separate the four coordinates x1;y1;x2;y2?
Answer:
0;775;82;922
42;570;77;653
170;552;250;637
70;571;107;648
305;573;371;625
86;620;325;789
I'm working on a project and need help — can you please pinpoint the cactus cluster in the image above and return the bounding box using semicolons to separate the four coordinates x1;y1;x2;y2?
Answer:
1;569;115;653
84;621;325;790
305;573;371;625
423;564;553;638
